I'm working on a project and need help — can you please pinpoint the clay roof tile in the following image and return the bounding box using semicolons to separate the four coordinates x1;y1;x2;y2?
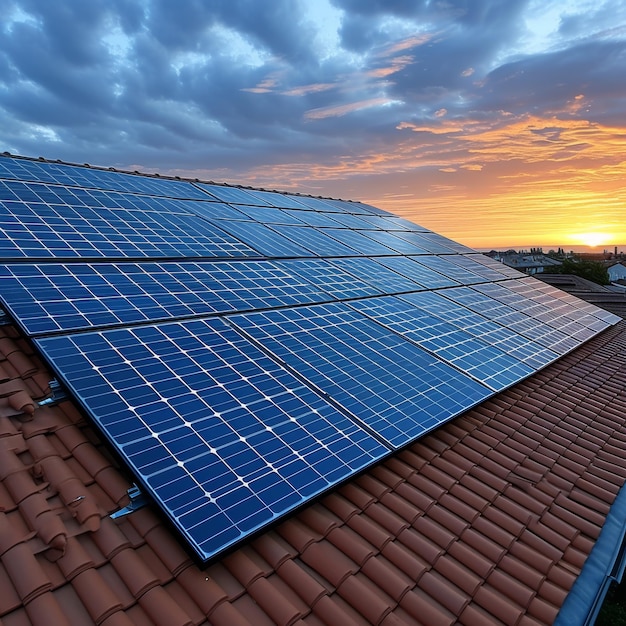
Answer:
277;559;327;607
336;574;394;625
300;541;358;588
399;587;456;626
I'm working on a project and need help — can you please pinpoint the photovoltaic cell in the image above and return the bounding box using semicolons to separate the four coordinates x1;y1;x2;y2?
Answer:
205;219;313;257
280;258;382;299
330;258;426;294
349;295;535;391
36;318;389;562
0;260;330;335
0;198;256;259
375;256;460;289
231;303;492;448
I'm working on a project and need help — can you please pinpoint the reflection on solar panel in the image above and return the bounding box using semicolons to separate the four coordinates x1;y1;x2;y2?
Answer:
231;303;493;447
0;260;330;335
0;153;620;563
36;318;388;561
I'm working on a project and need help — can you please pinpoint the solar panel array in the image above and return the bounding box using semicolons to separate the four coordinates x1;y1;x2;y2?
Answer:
0;154;620;563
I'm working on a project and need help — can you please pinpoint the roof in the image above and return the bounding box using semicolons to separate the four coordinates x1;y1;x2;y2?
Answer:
2;153;626;625
2;315;626;625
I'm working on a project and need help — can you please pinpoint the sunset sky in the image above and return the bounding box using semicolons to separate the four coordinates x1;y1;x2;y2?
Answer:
1;0;625;250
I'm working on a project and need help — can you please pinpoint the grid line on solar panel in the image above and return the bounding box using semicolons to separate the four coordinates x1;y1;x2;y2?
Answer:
412;255;486;284
269;224;359;256
35;317;389;562
0;198;257;259
375;256;460;289
205;219;313;258
348;295;535;391
397;290;559;370
230;302;492;449
280;258;382;299
330;258;426;294
0;260;332;335
0;156;210;200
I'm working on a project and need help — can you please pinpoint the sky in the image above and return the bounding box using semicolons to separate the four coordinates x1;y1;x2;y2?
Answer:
1;0;626;251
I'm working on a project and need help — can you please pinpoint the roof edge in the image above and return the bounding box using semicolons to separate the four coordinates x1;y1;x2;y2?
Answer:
555;480;626;626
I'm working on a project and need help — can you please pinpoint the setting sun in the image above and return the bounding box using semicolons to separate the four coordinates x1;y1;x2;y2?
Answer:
571;232;613;249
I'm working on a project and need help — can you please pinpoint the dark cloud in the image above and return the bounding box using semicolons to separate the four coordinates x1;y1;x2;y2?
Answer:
0;0;625;203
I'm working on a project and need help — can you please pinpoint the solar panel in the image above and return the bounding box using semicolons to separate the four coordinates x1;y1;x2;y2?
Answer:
330;258;426;294
281;258;382;299
0;153;620;565
0;196;256;260
36;318;389;562
231;303;492;448
0;260;331;335
204;219;313;257
412;255;486;284
375;256;460;289
269;224;359;256
349;295;535;391
0;157;209;199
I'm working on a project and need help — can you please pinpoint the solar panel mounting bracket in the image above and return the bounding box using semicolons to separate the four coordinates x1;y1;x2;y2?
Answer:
110;484;148;519
38;379;69;407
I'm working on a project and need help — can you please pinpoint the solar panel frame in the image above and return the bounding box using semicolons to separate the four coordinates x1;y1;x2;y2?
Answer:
36;317;390;563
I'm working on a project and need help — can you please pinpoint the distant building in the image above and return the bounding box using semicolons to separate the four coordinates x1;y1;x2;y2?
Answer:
489;251;562;275
607;261;626;284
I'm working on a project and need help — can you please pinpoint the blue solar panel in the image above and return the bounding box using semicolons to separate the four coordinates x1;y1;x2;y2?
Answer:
0;196;256;259
193;182;274;206
1;153;621;566
281;258;382;299
322;228;399;255
0;260;330;335
375;256;460;289
357;230;431;255
270;224;358;256
0;157;209;200
231;303;492;448
412;254;486;284
398;290;559;369
205;219;313;257
36;318;389;562
350;295;535;391
330;258;425;294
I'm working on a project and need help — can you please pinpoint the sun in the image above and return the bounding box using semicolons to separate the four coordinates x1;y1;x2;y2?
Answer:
574;232;612;248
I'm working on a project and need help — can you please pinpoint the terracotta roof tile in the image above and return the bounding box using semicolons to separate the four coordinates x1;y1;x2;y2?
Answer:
399;587;456;626
326;525;376;566
1;315;626;624
247;575;305;626
360;555;413;602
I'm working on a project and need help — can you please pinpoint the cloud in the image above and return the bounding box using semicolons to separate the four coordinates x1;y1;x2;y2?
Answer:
0;0;625;248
